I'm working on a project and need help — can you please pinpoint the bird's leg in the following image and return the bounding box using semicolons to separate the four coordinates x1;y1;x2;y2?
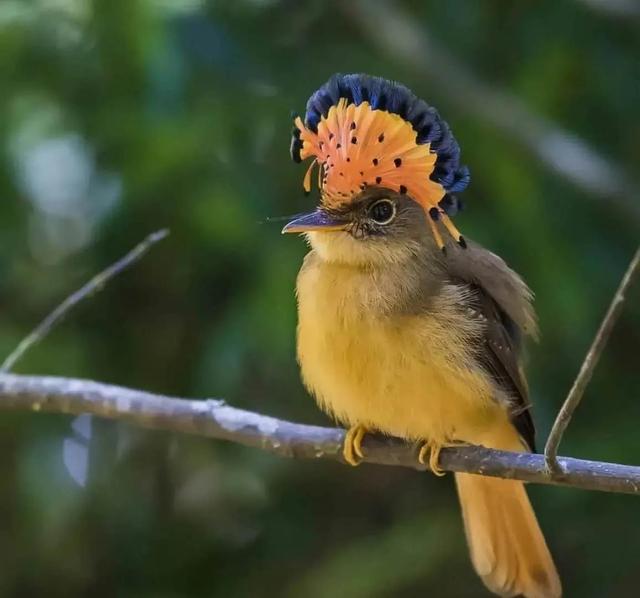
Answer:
418;440;468;476
418;440;447;477
343;425;368;466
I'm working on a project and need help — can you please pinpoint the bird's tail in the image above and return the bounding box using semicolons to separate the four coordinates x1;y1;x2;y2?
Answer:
455;471;561;597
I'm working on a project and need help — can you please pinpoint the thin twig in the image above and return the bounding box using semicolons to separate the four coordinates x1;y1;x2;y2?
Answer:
0;373;639;494
545;246;640;473
0;229;170;374
1;222;637;495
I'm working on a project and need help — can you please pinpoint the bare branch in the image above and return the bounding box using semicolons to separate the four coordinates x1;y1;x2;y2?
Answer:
1;373;639;495
1;203;636;498
0;229;170;374
343;0;640;221
545;246;640;472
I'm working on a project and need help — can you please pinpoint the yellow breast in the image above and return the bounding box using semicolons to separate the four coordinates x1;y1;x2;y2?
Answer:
296;250;514;446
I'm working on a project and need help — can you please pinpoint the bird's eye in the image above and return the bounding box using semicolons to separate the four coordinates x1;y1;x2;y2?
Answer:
369;199;396;225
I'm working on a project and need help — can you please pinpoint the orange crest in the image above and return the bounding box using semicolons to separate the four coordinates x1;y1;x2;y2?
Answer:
291;74;470;250
295;98;444;211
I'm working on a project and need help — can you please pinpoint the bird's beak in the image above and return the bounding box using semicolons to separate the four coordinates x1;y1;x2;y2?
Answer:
281;209;348;234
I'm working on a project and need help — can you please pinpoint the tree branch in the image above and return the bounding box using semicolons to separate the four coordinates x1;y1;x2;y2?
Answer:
0;229;170;374
1;373;639;495
2;231;638;499
544;246;640;472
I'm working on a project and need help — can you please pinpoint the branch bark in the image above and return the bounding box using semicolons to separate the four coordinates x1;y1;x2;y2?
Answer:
2;373;639;495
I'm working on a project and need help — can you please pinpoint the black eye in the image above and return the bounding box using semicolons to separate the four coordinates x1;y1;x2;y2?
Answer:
369;199;396;224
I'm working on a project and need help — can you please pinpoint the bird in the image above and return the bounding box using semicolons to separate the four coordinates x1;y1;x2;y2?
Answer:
283;73;561;598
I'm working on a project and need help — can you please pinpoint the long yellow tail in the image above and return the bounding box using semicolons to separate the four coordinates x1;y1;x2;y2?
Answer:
455;472;562;597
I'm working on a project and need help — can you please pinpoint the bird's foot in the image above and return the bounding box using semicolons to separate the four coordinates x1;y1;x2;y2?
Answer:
418;440;447;476
343;425;368;466
418;441;467;476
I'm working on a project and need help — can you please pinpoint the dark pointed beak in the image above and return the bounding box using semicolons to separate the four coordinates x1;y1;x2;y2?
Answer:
281;209;348;234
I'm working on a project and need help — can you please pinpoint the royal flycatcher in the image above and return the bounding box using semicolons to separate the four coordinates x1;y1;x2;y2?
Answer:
284;73;561;598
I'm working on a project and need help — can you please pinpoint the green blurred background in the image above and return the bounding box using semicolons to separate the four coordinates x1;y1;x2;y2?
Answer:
1;1;639;596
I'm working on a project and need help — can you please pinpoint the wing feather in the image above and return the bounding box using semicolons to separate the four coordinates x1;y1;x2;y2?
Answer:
447;241;537;451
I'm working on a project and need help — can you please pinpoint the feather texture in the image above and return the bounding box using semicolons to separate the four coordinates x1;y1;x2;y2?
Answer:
291;73;470;215
295;99;443;211
456;472;561;597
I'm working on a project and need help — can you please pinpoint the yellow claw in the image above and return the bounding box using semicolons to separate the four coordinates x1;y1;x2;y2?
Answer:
418;440;446;477
343;425;368;466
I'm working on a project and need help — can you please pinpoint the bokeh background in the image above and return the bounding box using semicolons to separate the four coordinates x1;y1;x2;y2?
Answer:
1;1;639;596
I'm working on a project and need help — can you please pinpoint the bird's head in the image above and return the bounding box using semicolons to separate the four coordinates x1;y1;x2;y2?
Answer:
283;73;470;266
283;187;437;267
